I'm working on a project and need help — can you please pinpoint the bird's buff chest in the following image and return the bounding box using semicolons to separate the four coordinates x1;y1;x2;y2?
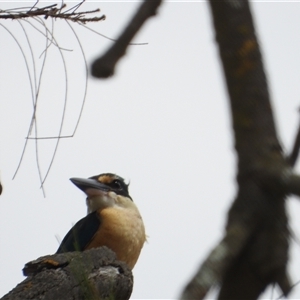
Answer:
85;206;146;269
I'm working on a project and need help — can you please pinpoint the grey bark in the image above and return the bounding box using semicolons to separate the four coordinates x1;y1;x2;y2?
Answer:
1;247;133;300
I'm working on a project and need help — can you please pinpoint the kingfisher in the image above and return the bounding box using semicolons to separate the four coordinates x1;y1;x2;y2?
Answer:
56;173;146;269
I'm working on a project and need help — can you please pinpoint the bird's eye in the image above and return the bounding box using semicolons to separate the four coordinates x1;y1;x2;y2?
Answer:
112;180;122;190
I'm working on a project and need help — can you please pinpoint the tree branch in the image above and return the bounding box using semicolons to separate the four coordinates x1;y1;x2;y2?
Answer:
284;172;300;198
0;2;105;24
91;0;162;78
287;112;300;167
180;1;292;299
1;247;133;300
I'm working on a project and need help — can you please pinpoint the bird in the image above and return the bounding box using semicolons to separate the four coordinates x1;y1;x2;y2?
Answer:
56;173;146;269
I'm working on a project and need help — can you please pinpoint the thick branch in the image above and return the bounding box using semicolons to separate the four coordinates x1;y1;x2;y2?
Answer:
1;247;133;300
284;173;300;198
180;1;291;299
91;0;162;78
210;0;283;172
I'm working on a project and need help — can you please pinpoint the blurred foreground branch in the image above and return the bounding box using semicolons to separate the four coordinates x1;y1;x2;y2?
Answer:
1;247;133;300
180;1;300;299
91;0;162;78
287;112;300;166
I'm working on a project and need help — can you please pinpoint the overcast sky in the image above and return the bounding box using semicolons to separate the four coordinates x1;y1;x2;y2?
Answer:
1;1;300;299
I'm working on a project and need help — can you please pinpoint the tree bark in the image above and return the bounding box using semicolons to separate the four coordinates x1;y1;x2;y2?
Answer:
1;247;133;300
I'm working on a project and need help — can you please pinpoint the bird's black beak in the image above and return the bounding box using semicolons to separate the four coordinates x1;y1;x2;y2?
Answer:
70;177;110;193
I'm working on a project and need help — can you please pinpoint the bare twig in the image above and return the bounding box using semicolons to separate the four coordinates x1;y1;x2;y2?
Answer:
9;15;69;188
3;1;105;187
40;19;89;186
0;2;105;24
15;19;47;196
25;135;72;140
80;23;148;45
0;22;36;181
91;0;162;78
40;26;69;187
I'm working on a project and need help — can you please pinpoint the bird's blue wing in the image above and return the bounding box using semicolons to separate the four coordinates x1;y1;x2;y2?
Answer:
56;211;101;253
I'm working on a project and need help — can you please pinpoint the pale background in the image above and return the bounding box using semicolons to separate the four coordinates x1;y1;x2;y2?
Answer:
1;1;300;299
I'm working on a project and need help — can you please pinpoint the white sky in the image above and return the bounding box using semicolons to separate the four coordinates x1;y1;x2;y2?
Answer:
1;1;300;299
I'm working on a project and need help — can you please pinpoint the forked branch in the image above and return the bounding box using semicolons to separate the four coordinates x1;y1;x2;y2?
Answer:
181;1;295;299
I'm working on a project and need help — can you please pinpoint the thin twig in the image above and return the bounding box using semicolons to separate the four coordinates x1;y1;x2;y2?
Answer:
40;25;69;186
80;23;148;45
23;17;72;53
28;0;39;12
2;1;105;189
0;23;35;180
34;18;50;195
17;20;46;196
65;20;88;137
26;135;73;140
63;0;85;14
0;2;105;24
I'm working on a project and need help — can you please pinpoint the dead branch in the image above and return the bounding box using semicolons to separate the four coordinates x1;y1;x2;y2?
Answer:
0;2;105;24
91;0;162;78
1;247;133;300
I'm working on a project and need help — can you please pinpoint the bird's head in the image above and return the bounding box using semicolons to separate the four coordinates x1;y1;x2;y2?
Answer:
70;173;132;214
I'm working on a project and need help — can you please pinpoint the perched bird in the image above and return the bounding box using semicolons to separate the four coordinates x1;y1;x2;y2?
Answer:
56;173;146;269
